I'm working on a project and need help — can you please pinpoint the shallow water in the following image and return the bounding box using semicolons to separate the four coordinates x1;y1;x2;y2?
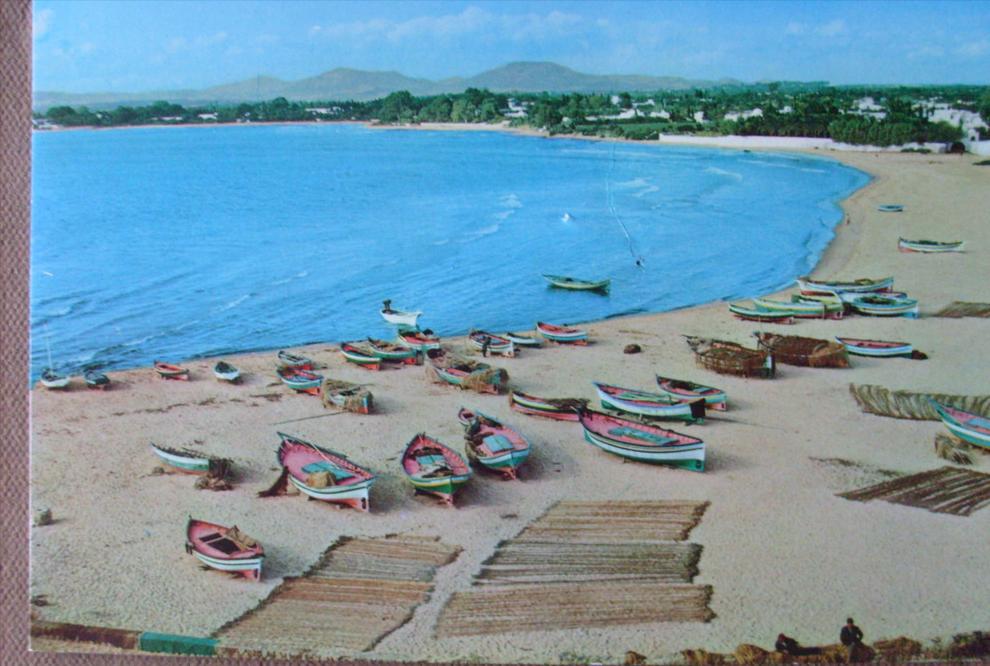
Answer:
30;124;868;380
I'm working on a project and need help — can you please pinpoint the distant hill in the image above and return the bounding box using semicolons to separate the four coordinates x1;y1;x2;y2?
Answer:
34;61;752;110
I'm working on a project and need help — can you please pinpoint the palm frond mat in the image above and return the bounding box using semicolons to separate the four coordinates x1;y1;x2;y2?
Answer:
933;302;990;318
839;466;990;516
435;501;713;637
849;384;990;420
214;535;460;655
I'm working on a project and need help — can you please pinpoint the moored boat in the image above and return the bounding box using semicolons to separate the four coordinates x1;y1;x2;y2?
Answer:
39;368;70;389
503;332;542;347
536;321;589;344
928;400;990;450
276;432;376;510
543;274;611;292
898;237;965;253
83;369;111;390
834;336;915;358
468;330;515;357
397;329;442;351
425;348;506;394
796;276;894;294
320;377;373;414
340;342;382;370
753;297;828;319
150;442;211;474
457;408;531;479
366;338;419;363
213;361;241;383
380;306;422;327
277;350;313;369
277;366;323;394
185;517;264;581
655;375;727;411
728;302;796;324
508;390;587;421
401;434;472;505
578;409;705;471
593;381;706;422
154;361;189;380
848;294;919;318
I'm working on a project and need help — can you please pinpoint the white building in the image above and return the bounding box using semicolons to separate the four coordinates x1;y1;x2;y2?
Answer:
724;108;763;122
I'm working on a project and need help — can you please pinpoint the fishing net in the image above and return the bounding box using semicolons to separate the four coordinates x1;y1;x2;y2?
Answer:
754;332;849;368
306;470;335;488
462;367;509;393
933;301;990;318
849;383;990;420
225;525;258;550
684;336;773;378
935;433;974;465
320;377;372;413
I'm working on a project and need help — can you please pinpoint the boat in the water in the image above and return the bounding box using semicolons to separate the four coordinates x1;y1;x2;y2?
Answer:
277;350;313;369
275;432;376;510
340;342;382;370
796;276;894;294
397;329;442;351
503;332;542;347
401;434;472;505
154;361;189;380
425;348;506;394
655;375;727;411
898;237;965;253
929;400;990;450
213;361;241;383
380;306;422;327
366;338;419;364
753;297;829;319
508;390;587;421
877;204;904;212
543;274;610;292
536;321;589;344
39;368;70;389
185;517;264;581
83;369;111;390
277;366;323;394
457;408;531;479
593;381;706;422
468;331;515;357
578;409;706;471
150;442;211;474
848;294;919;318
320;377;373;414
728;302;796;324
834;336;915;358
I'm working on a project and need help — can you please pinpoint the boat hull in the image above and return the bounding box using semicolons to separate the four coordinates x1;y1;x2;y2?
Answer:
154;362;189;380
468;332;515;357
151;444;210;473
930;401;990;450
503;332;541;347
536;322;589;344
898;238;964;253
835;337;913;358
186;519;264;581
848;296;919;318
508;391;583;421
543;274;610;291
381;309;421;327
655;376;727;411
796;276;894;294
729;303;795;323
594;382;705;422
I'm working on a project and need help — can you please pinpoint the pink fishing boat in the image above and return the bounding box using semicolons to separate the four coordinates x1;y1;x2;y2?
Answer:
457;408;531;480
276;432;376;511
834;336;916;358
401;434;472;505
185;518;264;581
154;360;189;380
536;321;589;345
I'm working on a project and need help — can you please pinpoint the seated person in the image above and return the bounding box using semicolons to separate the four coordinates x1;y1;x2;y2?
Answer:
775;633;822;657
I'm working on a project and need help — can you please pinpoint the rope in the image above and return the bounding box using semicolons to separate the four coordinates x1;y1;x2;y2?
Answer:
606;143;645;268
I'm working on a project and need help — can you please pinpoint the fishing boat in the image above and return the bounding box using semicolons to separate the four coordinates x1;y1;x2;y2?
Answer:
503;332;542;347
543;274;611;292
380;306;422;327
150;442;211;474
655;375;727;411
834;336;915;358
536;321;589;344
154;361;189;380
320;377;373;414
508;390;587;421
397;329;441;351
796;276;894;294
277;366;323;394
366;338;419;364
877;204;904;212
340;342;382;370
848;294;919;318
684;336;775;379
728;302;795;324
39;368;70;390
897;238;965;253
83;369;111;390
578;409;705;471
276;432;376;510
753;297;829;319
468;331;515;357
213;361;240;383
928;400;990;450
277;350;313;369
425;348;506;394
457;408;531;479
753;332;849;368
792;293;845;317
185;517;264;581
593;381;706;422
401;434;472;505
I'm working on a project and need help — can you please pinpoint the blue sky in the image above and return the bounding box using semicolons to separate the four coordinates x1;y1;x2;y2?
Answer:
33;0;990;92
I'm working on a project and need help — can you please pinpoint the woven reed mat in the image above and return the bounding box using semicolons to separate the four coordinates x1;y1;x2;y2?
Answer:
838;466;990;517
933;302;990;318
849;384;990;421
214;535;460;655
435;501;712;636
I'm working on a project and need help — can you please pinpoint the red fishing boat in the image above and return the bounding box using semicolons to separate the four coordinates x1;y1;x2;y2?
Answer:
154;361;189;380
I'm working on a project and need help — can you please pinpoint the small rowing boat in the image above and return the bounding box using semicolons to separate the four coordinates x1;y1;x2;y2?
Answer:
728;302;795;324
83;369;110;389
401;434;472;505
150;442;211;474
320;377;373;414
578;409;706;471
425;348;506;394
796;276;894;294
655;375;727;411
39;368;70;389
848;294;919;318
340;342;382;370
877;204;904;212
753;297;828;319
929;400;990;450
397;329;441;351
593;381;706;422
457;408;531;479
186;517;264;581
508;390;587;421
213;361;240;383
154;361;189;380
536;321;589;344
366;338;419;363
834;336;915;358
277;366;323;394
276;432;376;510
754;332;849;368
468;330;515;357
380;307;422;327
277;350;313;369
543;274;610;292
792;293;845;317
897;238;965;253
503;331;541;347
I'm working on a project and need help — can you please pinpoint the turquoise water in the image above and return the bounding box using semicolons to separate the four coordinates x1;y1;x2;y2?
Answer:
30;124;868;380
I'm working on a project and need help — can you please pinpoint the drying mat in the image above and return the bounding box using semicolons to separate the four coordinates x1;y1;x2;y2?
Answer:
849;384;990;421
513;500;709;544
839;466;990;517
933;302;990;318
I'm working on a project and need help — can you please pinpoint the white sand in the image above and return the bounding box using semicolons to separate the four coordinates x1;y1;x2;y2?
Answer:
30;150;990;663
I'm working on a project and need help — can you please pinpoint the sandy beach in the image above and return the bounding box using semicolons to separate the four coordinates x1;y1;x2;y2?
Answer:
28;147;990;663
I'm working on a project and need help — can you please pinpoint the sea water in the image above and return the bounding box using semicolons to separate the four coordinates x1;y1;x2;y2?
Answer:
30;124;869;380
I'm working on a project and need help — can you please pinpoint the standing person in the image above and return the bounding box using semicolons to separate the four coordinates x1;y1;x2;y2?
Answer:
840;617;864;663
382;299;393;313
